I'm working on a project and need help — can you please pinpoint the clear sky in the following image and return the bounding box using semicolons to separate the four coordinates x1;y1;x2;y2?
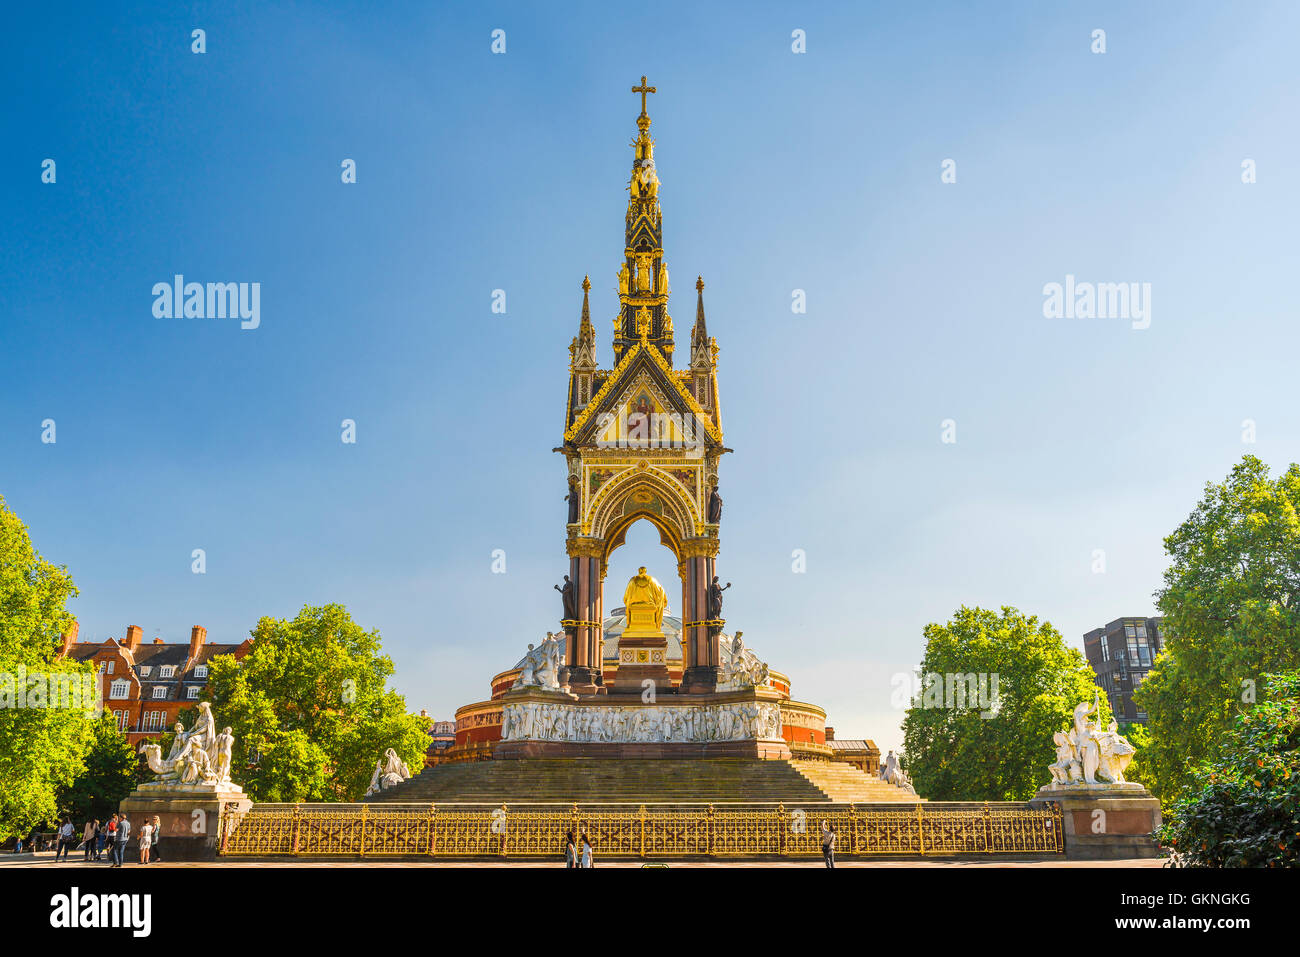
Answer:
3;2;1298;754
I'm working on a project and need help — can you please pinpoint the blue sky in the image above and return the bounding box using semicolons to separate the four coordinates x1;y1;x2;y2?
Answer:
2;2;1298;753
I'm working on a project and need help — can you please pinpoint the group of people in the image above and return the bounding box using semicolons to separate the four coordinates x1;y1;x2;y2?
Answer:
37;813;163;866
563;831;595;868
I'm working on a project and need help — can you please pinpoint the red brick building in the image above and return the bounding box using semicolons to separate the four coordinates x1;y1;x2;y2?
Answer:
59;621;252;748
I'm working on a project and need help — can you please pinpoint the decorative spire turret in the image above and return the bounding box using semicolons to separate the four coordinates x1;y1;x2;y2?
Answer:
614;75;674;364
569;276;597;409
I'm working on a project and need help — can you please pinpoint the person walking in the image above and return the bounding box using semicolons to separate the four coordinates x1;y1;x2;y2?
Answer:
137;818;153;865
104;815;117;864
55;818;74;861
580;833;594;869
150;816;162;863
820;820;836;869
82;819;96;861
563;831;578;869
113;813;131;867
95;820;106;861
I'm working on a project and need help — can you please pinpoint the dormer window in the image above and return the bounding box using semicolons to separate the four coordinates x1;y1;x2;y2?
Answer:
194;665;208;679
139;666;151;677
187;686;200;700
152;686;167;699
159;665;176;678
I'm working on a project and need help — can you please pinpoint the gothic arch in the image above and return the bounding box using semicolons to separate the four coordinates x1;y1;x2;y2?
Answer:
588;468;695;551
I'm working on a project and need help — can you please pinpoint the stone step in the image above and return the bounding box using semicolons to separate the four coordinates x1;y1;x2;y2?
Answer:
788;760;922;803
365;758;833;805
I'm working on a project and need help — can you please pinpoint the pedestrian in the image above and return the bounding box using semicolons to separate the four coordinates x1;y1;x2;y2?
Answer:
95;820;106;861
820;820;836;869
580;833;594;869
14;833;21;855
82;819;96;861
56;818;74;861
113;813;131;867
104;815;117;864
563;830;577;869
150;816;162;863
137;817;153;865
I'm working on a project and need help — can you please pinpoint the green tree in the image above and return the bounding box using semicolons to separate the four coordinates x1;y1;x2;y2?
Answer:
203;604;429;802
57;713;137;823
902;605;1109;801
1135;455;1300;804
0;495;96;841
1160;671;1300;867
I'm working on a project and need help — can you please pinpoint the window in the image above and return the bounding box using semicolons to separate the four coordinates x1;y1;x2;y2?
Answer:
1128;637;1151;665
159;665;176;678
1100;641;1109;662
143;711;164;732
152;686;167;699
114;710;129;731
1135;623;1147;638
1124;624;1136;638
194;664;208;679
110;679;130;700
186;686;200;700
1132;672;1145;687
138;666;151;677
106;660;115;675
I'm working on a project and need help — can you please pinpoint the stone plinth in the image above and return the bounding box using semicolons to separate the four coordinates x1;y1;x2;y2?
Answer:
120;784;252;861
612;604;672;693
1029;783;1162;860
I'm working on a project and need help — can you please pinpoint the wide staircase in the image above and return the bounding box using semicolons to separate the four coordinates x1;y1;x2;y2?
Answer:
365;758;918;805
789;760;922;803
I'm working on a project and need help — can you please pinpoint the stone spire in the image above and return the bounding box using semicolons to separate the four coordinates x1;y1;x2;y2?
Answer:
571;275;597;371
614;75;674;364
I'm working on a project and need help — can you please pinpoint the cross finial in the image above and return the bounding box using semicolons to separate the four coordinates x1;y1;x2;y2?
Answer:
632;75;656;116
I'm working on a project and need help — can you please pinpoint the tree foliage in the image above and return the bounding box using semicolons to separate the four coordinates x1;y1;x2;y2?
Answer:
0;496;96;841
1136;456;1300;804
1161;671;1300;868
57;713;138;824
902;605;1109;801
203;604;429;802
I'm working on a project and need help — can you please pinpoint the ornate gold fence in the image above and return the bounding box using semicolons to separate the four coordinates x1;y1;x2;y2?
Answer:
220;801;1062;858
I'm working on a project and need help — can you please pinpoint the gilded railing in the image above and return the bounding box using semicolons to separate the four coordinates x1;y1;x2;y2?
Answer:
220;801;1063;858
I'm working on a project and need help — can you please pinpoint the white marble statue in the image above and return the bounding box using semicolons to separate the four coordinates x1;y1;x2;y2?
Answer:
1047;693;1137;789
365;748;413;796
717;632;772;692
512;632;563;691
139;701;239;790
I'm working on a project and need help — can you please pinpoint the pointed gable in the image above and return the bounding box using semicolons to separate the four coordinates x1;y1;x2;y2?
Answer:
565;341;721;447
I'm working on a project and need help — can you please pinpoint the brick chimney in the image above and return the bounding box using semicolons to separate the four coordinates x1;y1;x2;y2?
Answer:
125;625;143;651
60;620;79;655
153;637;164;644
189;625;207;658
825;726;835;742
